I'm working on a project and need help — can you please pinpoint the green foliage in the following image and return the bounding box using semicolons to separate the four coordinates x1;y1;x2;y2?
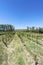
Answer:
0;24;15;31
17;56;25;65
26;26;43;33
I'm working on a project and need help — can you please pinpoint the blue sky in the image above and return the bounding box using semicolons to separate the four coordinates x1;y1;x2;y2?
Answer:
0;0;43;29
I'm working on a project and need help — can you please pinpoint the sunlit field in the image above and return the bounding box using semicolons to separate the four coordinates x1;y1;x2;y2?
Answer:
0;31;43;65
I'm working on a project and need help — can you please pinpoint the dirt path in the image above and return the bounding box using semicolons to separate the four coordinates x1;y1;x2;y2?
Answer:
5;34;35;65
17;34;35;65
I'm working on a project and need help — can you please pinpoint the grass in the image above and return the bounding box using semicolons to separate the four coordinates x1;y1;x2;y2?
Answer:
0;42;8;65
21;33;43;55
0;31;43;65
17;55;25;65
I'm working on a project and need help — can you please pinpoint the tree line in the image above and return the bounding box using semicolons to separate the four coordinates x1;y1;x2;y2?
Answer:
0;24;15;31
0;24;43;33
27;26;43;33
